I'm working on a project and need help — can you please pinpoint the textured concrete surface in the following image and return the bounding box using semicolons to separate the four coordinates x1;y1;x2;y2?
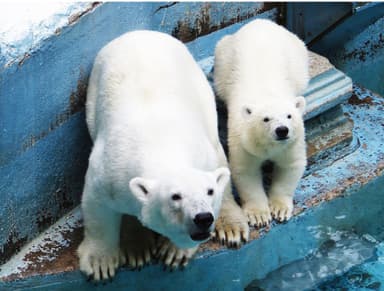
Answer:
309;51;332;77
329;15;384;96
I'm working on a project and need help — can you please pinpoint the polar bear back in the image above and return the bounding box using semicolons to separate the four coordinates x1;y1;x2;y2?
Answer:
214;19;309;103
86;30;218;146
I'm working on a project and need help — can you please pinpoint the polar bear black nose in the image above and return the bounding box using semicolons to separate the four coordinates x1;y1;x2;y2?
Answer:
193;212;214;229
275;126;289;139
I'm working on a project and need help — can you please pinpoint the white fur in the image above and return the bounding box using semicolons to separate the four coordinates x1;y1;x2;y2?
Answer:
78;30;230;279
214;19;308;228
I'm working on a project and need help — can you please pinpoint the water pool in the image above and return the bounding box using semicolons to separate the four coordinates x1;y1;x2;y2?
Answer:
247;229;384;290
315;241;384;290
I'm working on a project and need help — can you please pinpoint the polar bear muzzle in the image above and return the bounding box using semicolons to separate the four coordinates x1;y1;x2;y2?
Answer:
190;212;214;241
275;126;289;140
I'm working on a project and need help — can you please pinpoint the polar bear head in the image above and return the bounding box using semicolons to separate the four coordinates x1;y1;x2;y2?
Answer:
239;96;306;155
129;167;230;248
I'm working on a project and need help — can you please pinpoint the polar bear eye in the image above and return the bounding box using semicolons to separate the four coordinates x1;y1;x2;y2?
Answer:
287;114;292;119
171;193;182;201
207;188;214;196
263;117;270;122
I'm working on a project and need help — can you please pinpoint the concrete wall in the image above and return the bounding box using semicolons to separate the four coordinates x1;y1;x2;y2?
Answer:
0;2;279;264
329;15;384;96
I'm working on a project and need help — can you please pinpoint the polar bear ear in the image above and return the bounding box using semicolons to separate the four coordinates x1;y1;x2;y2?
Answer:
212;167;231;192
129;177;156;203
295;96;306;115
241;105;253;120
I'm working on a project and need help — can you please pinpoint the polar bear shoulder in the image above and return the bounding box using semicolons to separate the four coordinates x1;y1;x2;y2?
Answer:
214;19;309;103
86;30;216;142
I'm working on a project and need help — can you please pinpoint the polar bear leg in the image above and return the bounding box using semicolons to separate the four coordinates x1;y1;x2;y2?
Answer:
155;236;198;270
213;143;249;247
77;187;123;280
120;215;158;269
236;166;272;228
268;161;305;222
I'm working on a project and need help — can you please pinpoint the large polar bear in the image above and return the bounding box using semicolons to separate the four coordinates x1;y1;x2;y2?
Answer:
77;30;231;280
214;19;309;229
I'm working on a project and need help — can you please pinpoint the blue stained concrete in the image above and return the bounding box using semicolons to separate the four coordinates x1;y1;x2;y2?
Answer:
0;112;91;261
186;8;278;62
285;3;352;44
310;2;384;57
328;15;384;96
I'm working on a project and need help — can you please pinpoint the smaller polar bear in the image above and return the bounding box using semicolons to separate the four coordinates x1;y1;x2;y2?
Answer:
78;30;231;280
214;19;309;228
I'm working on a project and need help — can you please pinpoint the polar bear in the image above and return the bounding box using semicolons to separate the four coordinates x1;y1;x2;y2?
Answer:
214;19;309;229
77;30;231;280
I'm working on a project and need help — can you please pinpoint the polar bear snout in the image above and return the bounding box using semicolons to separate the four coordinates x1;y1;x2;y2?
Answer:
275;126;289;140
193;212;214;229
189;212;214;241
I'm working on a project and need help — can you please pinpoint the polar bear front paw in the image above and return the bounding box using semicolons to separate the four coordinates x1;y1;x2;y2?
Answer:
269;195;293;222
243;201;272;228
77;239;123;281
154;236;198;270
214;202;249;248
122;236;157;270
120;216;158;270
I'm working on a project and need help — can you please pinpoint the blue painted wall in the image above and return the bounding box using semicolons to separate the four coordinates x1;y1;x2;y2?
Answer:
328;15;384;96
308;3;384;96
0;2;276;263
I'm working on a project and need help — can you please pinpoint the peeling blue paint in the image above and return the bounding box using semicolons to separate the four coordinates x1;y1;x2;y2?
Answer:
328;15;384;96
0;112;91;263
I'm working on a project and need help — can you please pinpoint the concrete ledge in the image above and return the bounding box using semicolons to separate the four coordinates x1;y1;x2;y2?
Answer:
1;85;383;290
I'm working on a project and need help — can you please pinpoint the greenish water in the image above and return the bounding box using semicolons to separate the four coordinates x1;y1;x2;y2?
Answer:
246;229;384;291
314;241;384;290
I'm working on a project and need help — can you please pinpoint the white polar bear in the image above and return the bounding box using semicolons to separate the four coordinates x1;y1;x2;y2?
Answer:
77;30;231;280
214;19;309;229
